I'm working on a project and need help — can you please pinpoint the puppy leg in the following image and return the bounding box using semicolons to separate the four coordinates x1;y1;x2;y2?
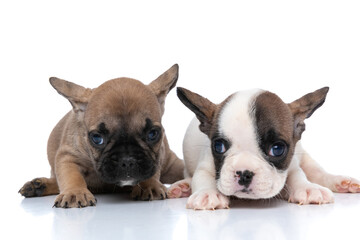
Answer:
300;149;360;193
53;155;96;208
167;178;192;198
160;150;185;184
186;160;229;210
131;170;168;200
19;177;59;197
187;170;229;210
287;163;334;204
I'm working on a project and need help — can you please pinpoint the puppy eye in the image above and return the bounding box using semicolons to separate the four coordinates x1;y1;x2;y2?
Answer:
90;133;104;145
213;139;228;154
268;142;286;157
147;128;160;143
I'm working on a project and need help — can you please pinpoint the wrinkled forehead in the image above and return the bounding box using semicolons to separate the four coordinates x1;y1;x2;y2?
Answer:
85;112;161;135
216;89;294;151
84;78;161;132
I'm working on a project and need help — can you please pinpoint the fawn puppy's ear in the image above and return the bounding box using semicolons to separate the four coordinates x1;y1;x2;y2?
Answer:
49;77;93;112
148;64;179;116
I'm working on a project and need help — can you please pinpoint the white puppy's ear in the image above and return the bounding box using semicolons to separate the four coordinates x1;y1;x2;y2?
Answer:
49;77;93;112
177;87;217;135
148;64;179;116
288;87;329;140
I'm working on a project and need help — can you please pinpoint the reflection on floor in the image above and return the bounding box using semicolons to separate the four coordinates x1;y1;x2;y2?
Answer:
6;193;360;240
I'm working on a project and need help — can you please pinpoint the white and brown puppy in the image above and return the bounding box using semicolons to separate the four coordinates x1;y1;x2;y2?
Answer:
168;87;360;210
19;64;184;208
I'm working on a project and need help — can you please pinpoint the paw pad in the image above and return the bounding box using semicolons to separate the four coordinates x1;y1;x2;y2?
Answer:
167;179;192;198
334;177;360;193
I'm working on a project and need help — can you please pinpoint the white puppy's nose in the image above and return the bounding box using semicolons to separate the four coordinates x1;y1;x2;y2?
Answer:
236;170;255;188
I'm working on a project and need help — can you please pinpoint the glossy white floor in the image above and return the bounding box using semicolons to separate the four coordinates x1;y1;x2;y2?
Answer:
6;192;360;240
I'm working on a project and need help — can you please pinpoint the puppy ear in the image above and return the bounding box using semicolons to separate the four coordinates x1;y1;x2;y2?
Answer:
177;87;217;135
49;77;93;112
148;64;179;115
288;87;329;140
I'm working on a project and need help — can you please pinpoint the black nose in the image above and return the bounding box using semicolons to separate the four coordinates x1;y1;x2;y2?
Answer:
119;157;136;171
236;170;255;188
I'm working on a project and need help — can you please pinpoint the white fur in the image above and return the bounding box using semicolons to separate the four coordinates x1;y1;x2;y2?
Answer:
216;89;287;199
219;89;262;155
170;89;360;209
182;117;211;179
182;117;229;209
118;180;137;187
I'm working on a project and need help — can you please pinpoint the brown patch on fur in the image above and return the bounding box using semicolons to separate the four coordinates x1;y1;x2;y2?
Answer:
254;91;295;170
254;87;329;170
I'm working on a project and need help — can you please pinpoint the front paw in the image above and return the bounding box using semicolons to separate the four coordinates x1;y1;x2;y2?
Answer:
167;179;192;199
53;188;96;208
288;183;334;205
186;189;229;210
19;178;47;197
131;179;167;201
330;176;360;193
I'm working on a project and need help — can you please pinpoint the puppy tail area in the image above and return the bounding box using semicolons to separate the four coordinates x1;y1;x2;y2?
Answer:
167;178;192;199
19;177;59;197
160;151;185;184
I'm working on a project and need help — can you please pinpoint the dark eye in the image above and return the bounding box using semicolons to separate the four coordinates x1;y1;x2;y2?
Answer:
147;129;160;142
90;133;104;145
268;142;286;157
213;139;228;154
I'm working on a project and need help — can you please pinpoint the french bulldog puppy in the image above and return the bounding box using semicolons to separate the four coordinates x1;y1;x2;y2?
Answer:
168;87;360;210
19;64;184;208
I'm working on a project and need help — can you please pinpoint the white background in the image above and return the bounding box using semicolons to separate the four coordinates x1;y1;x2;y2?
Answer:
1;1;360;239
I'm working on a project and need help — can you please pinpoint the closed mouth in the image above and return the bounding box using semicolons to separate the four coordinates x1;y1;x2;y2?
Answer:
234;188;253;195
233;183;276;199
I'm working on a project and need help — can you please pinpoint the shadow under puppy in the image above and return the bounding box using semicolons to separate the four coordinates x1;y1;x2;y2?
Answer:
168;87;360;210
19;64;184;208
